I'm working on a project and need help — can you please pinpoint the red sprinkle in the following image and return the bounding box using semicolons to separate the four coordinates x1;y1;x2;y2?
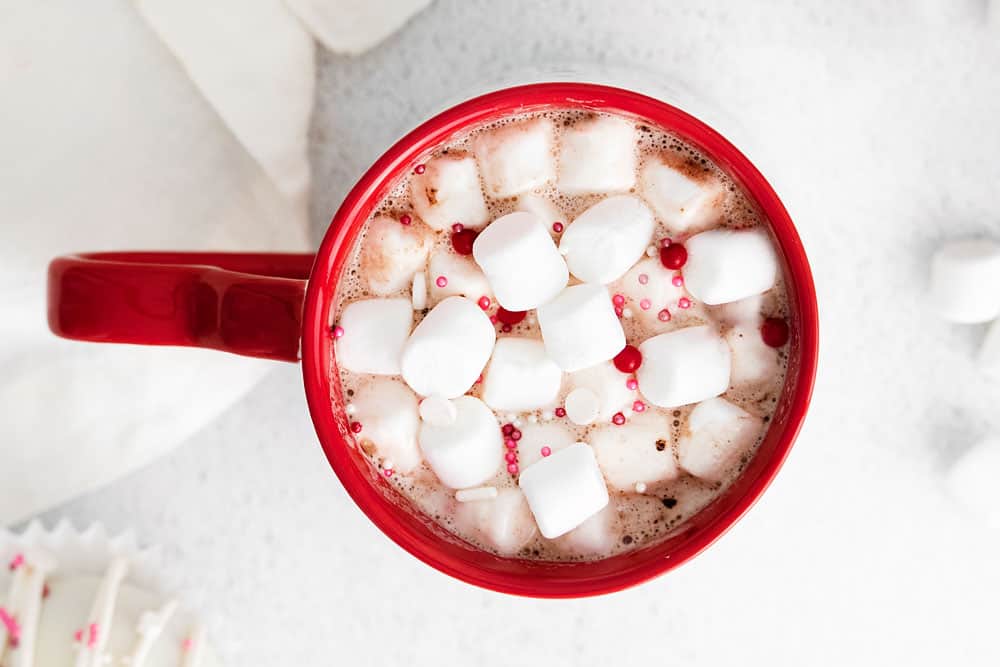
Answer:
761;317;790;347
74;629;83;643
639;298;651;310
612;412;626;425
510;429;522;441
507;463;519;474
383;468;394;478
613;345;643;373
8;554;24;570
452;223;464;233
554;407;566;418
451;228;478;255
660;243;688;270
552;222;564;233
435;275;448;288
505;439;517;449
496;307;527;325
43;584;50;598
657;308;672;322
633;400;646;412
0;607;20;643
614;306;624;317
332;325;345;339
477;296;491;310
501;324;513;333
672;274;684;287
88;623;99;649
399;214;412;226
489;315;499;324
414;164;426;174
661;237;673;247
541;446;552;457
502;423;515;436
678;297;692;309
626;378;638;390
505;452;517;463
612;293;626;307
350;421;363;434
638;273;649;285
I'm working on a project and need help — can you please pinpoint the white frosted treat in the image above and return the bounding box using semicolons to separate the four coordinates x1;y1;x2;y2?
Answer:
418;396;503;489
481;337;562;411
565;361;634;423
516;193;565;236
683;228;778;305
351;378;422;473
637;325;731;408
428;249;493;305
559;195;655;284
945;435;1000;529
639;153;725;233
725;324;780;386
614;257;686;327
677;397;763;482
400;296;495;398
360;215;433;295
472;211;568;310
336;298;413;375
558;115;637;195
590;411;678;491
554;501;618;556
516;422;577;470
409;154;489;231
518;443;610;539
418;395;457;427
537;284;626;372
564;387;600;425
928;239;1000;323
472;117;556;197
981;317;1000;373
709;293;764;326
455;488;538;555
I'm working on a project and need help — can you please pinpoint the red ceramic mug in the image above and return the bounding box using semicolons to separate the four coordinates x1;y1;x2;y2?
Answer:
48;82;819;597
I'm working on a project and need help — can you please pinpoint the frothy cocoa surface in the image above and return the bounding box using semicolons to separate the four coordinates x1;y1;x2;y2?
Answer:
330;108;789;561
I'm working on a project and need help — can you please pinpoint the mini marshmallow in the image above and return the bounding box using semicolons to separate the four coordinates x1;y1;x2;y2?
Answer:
639;153;725;233
411;271;427;310
409;154;489;231
980;317;1000;373
336;298;413;375
708;294;764;326
516;421;576;470
537;284;626;372
565;361;635;422
419;395;503;488
516;193;565;236
400;296;496;398
419;395;457;426
929;239;1000;323
428;250;493;305
558;115;637;195
559;195;655;284
677;397;763;482
725;324;780;386
482;337;562;411
472;117;556;197
614;257;686;328
590;411;678;491
456;487;538;555
360;215;433;295
564;387;600;425
945;436;1000;529
683;228;778;305
637;325;731;408
350;378;421;473
472;211;568;310
555;501;617;556
455;486;498;502
518;443;610;538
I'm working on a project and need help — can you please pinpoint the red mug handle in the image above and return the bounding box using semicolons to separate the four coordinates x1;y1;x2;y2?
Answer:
48;252;315;362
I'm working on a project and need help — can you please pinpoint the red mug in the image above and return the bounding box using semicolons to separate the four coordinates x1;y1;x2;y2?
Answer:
48;82;819;597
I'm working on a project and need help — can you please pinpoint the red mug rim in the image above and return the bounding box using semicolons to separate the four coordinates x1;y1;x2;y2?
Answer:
301;82;819;598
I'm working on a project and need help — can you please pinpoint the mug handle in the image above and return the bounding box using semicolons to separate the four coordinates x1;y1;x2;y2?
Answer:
48;252;315;362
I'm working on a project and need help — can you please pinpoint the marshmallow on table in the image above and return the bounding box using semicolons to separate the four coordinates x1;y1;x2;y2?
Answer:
482;337;562;411
684;228;779;305
537;284;626;372
639;153;724;233
472;117;556;198
558;115;637;195
472;211;568;310
336;298;413;375
637;325;731;408
456;487;538;555
409;154;490;231
360;215;433;296
928;239;1000;323
678;397;763;482
614;257;686;327
350;377;421;473
565;361;634;423
590;411;678;491
518;442;610;538
400;296;495;398
516;421;576;470
559;195;655;284
945;436;1000;529
725;324;780;386
516;193;565;236
555;501;618;556
419;395;502;488
428;249;493;305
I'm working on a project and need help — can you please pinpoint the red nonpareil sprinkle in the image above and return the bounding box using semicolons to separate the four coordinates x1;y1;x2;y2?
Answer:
496;307;526;325
414;164;426;174
507;463;519;475
612;293;625;307
74;629;83;643
0;607;20;643
614;306;624;318
399;214;412;226
88;623;99;648
632;400;646;412
451;228;478;255
505;452;517;463
552;222;564;233
626;378;638;391
657;308;672;322
660;237;672;247
761;317;790;347
672;274;684;287
613;345;642;373
660;243;688;270
638;273;649;285
383;468;394;478
554;407;566;418
42;584;50;598
639;298;651;310
435;275;448;288
678;297;691;309
510;429;522;441
505;439;517;449
489;315;498;324
475;374;483;384
332;325;345;339
182;637;195;652
540;446;552;457
350;421;363;434
452;223;464;233
501;323;512;333
477;296;491;310
8;554;23;570
612;412;626;425
502;423;514;436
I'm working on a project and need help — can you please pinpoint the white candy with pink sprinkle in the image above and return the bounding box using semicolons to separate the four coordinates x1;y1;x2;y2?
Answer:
637;325;731;408
537;284;626;372
427;250;493;306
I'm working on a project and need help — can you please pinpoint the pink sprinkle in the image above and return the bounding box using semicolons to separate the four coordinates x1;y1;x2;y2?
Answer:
502;423;514;436
612;412;626;425
678;297;691;309
614;306;624;318
658;308;672;322
505;439;517;449
638;273;649;285
477;296;491;310
661;237;672;247
8;553;24;570
332;325;345;339
350;421;363;434
452;223;464;233
435;275;448;288
612;293;625;307
511;429;522;441
633;400;646;412
639;298;651;311
182;637;195;652
414;164;426;175
540;446;552;457
672;274;684;287
74;629;83;643
507;463;519;475
552;221;564;233
489;314;498;324
626;378;638;390
399;214;412;226
475;374;483;384
0;607;20;642
501;323;512;333
505;452;517;463
383;468;394;478
554;407;566;418
88;623;99;649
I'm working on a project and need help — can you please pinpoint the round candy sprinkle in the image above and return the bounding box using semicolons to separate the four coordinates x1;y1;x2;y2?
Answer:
613;345;643;373
502;423;514;436
505;439;517;449
612;412;626;426
672;274;684;287
638;273;649;285
435;275;448;288
350;421;363;434
489;315;498;323
626;378;638;390
477;296;491;310
332;325;345;339
678;297;691;309
496;307;526;325
657;308;672;322
660;237;673;247
541;446;552;457
452;223;464;233
414;164;426;174
505;452;517;463
399;214;412;226
639;298;651;310
632;400;646;412
635;482;647;493
501;323;513;333
451;228;478;255
761;317;790;347
383;468;394;478
660;242;688;270
511;429;522;441
552;221;564;233
622;307;633;319
612;293;625;307
507;463;519;474
555;407;567;418
614;306;624;318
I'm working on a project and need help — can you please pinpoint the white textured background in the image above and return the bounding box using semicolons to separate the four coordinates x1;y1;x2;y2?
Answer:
30;1;1000;665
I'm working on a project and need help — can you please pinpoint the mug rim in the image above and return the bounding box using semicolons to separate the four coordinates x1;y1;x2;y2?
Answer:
301;82;819;597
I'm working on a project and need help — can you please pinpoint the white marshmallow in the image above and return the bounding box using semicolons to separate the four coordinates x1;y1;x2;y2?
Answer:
516;421;577;470
590;411;678;491
564;387;600;425
481;337;562;411
555;501;618;556
639;153;725;233
456;487;538;555
637;325;731;408
537;284;626;372
559;195;656;284
428;250;493;305
566;361;635;422
419;395;457;426
409;154;489;231
929;239;1000;323
678;397;763;482
472;117;556;198
336;298;412;375
945;436;1000;529
472;211;568;310
725;324;779;386
709;294;764;327
614;257;686;328
411;271;427;310
558;115;637;195
400;296;496;398
516;193;565;236
360;215;433;296
350;378;421;473
684;228;779;305
980;317;1000;373
419;395;502;488
518;442;610;538
455;486;498;502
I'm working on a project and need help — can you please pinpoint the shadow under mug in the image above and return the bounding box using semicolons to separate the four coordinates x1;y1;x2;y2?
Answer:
47;82;819;598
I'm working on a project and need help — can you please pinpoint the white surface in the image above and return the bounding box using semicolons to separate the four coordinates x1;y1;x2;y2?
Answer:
18;1;1000;665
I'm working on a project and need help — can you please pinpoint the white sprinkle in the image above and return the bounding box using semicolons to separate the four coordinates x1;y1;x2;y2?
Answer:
622;307;633;319
504;412;518;423
559;247;570;256
382;459;395;470
456;486;498;502
635;482;647;493
412;271;427;310
646;245;658;257
345;402;357;415
527;414;538;423
540;410;553;421
527;314;537;325
513;418;523;428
